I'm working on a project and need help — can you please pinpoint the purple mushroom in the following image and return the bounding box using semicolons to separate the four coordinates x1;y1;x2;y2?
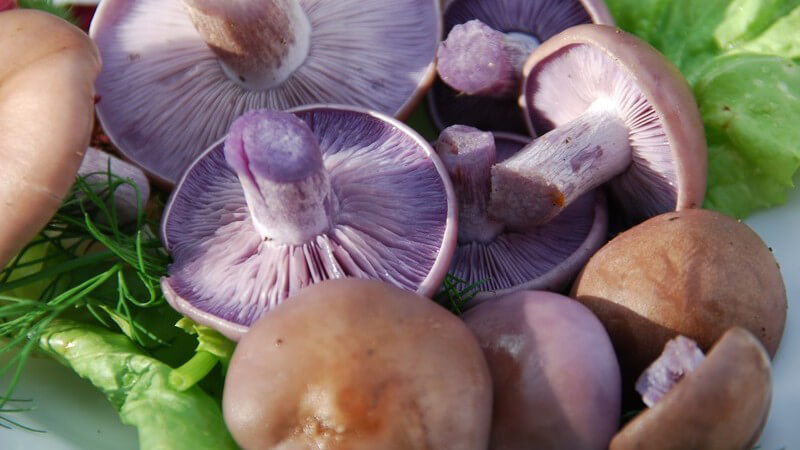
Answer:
428;0;613;133
76;147;151;224
635;335;705;408
463;290;622;449
90;0;442;185
489;24;707;227
160;105;457;340
434;125;607;301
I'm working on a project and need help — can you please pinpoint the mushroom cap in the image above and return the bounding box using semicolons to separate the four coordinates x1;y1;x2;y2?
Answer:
610;328;772;450
520;24;707;226
0;9;101;267
462;290;621;450
447;131;607;303
427;0;613;133
571;208;787;383
161;105;457;340
90;0;442;185
223;278;493;450
76;147;151;224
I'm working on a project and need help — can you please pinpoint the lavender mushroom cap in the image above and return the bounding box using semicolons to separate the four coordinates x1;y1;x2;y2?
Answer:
427;0;613;133
161;105;457;340
90;0;441;185
518;24;707;225
435;127;607;303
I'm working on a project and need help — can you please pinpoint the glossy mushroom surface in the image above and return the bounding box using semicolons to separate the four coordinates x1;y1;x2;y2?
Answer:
91;0;441;185
572;208;787;383
161;105;456;340
223;278;492;450
434;125;607;301
611;328;772;450
463;290;621;450
491;24;706;227
428;0;612;133
0;9;101;267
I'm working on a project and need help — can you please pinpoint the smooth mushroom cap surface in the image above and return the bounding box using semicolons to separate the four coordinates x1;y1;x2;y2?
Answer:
77;147;151;224
427;0;613;133
519;24;707;225
90;0;442;185
463;290;621;450
223;278;493;450
611;327;772;450
162;105;456;340
0;9;101;267
437;128;607;302
571;208;787;384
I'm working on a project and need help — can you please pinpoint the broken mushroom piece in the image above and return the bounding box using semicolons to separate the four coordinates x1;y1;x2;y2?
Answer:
161;106;457;340
463;291;621;450
223;279;493;450
428;0;613;133
0;9;101;267
91;0;442;185
634;335;705;408
76;147;151;224
490;24;707;227
434;125;607;300
611;328;772;450
572;208;787;384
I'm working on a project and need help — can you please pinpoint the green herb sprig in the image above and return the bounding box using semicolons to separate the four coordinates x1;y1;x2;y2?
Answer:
0;168;171;423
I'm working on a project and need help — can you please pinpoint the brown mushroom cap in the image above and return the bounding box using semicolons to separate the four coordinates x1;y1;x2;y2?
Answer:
223;278;492;450
611;327;772;450
571;209;787;383
0;9;101;267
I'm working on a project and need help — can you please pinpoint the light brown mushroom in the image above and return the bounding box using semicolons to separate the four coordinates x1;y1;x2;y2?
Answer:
222;278;493;450
611;327;772;450
571;208;787;384
0;9;101;267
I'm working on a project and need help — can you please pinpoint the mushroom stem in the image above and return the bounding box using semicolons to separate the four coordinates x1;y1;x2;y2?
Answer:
181;0;311;91
224;109;337;245
489;98;631;227
435;125;503;243
436;19;539;98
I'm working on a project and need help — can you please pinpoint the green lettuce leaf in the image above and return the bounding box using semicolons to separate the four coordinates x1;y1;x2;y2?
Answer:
38;320;238;450
607;0;800;218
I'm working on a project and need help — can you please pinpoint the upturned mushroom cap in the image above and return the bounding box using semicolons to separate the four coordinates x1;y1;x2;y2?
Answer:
0;9;101;267
571;209;787;384
223;278;493;450
462;290;621;450
517;24;707;226
427;0;613;133
91;0;442;185
611;328;772;450
434;126;607;302
161;105;457;340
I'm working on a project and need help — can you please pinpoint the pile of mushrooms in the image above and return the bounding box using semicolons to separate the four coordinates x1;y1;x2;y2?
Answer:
3;2;788;448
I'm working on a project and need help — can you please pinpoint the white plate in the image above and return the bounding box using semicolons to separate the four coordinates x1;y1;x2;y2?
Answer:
1;182;798;448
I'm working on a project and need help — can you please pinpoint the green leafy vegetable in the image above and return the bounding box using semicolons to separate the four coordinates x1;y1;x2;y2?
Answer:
16;0;75;22
434;274;489;315
38;320;237;450
170;318;235;391
607;0;800;218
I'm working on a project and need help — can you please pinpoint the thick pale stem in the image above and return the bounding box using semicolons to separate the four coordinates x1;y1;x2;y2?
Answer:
489;99;631;228
435;125;503;243
182;0;311;90
436;19;539;98
224;110;337;245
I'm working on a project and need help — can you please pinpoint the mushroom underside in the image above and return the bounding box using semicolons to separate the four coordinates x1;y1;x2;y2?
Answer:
524;43;679;224
93;0;440;183
163;108;451;328
428;0;594;132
